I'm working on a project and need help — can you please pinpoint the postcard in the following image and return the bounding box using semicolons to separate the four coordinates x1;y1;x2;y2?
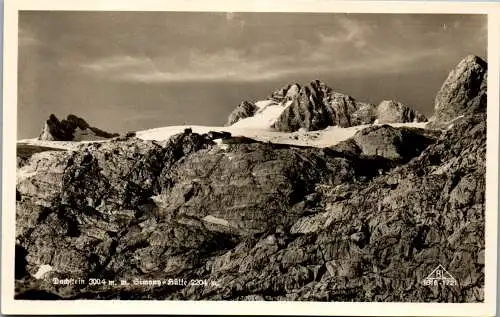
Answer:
2;0;499;315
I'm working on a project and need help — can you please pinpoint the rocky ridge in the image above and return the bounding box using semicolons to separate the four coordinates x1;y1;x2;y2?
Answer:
226;101;258;126
38;114;119;141
272;80;377;132
227;80;427;132
15;55;487;302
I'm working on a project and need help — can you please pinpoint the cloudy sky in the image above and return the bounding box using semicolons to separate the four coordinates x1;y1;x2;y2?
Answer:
18;12;487;139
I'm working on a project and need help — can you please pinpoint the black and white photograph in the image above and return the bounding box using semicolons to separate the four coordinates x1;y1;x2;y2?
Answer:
2;0;499;315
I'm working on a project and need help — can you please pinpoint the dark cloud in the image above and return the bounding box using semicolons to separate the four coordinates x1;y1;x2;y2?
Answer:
18;12;487;138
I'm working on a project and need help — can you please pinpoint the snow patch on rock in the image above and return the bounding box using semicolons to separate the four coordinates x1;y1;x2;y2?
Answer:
203;215;230;227
213;138;229;151
17;168;37;182
254;100;275;110
231;102;288;130
33;264;53;279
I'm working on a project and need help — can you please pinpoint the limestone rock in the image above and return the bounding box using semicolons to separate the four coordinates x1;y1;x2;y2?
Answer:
269;83;301;103
331;125;441;162
376;100;426;123
227;80;425;132
272;80;376;132
226;101;258;126
15;114;485;301
433;55;487;122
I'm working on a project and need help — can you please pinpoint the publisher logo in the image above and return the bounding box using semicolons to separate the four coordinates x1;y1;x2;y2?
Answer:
422;264;457;286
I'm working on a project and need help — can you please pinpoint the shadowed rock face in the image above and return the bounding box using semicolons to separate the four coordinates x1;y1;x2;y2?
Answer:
272;80;377;132
38;114;119;141
433;55;487;123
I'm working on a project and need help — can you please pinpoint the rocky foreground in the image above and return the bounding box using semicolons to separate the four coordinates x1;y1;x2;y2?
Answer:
15;55;487;302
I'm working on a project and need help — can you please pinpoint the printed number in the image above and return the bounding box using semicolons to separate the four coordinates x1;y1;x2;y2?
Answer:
89;278;107;285
190;279;208;286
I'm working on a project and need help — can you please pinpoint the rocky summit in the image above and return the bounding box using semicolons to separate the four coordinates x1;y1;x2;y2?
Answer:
376;100;427;124
433;55;487;123
38;114;119;141
15;56;486;302
272;80;377;132
227;80;426;132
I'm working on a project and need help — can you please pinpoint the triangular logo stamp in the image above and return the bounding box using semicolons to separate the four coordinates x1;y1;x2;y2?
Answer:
422;264;458;286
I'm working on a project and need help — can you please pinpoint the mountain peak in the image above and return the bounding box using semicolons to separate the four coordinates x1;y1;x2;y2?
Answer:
433;55;487;122
66;114;90;130
461;54;487;68
226;80;426;131
376;100;426;124
309;79;328;88
38;114;119;141
269;83;301;103
273;81;375;132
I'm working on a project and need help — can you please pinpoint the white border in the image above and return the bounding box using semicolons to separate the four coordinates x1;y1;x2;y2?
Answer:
2;1;499;315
